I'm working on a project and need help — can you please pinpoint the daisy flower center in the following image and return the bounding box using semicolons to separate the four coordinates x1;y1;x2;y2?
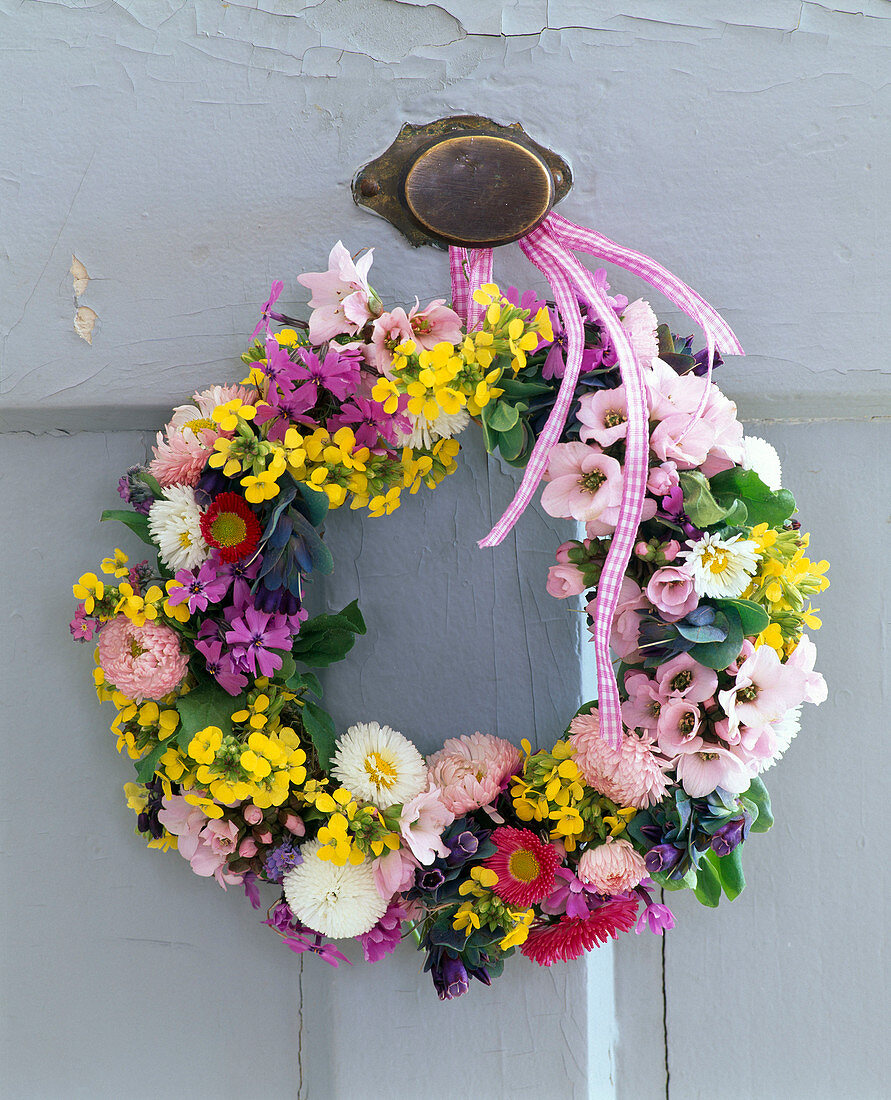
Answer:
178;530;194;548
705;548;732;575
210;512;248;548
184;416;215;434
363;751;398;789
579;470;606;493
507;848;541;884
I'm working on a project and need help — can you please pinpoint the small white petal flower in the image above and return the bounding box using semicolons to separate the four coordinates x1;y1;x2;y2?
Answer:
331;721;427;809
758;706;801;772
742;436;783;491
148;485;208;572
680;532;761;599
283;840;387;939
396;407;469;450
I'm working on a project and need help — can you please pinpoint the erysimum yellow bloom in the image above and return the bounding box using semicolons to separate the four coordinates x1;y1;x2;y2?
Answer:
101;549;130;578
73;572;104;613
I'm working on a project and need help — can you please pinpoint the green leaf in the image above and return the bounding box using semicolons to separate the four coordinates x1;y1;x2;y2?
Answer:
497;377;553;398
134;741;167;784
286;670;323;698
485;401;520;432
289;603;366;668
692;851;722;907
495;419;527;462
270;650;297;684
301;700;337;768
675;619;728;644
711;598;770;637
294;482;330;528
100;509;156;548
715;848;746;901
138;471;164;499
336;599;367;635
745;776;774;833
690;608;744;670
175;679;242;747
709;467;796;527
678;471;734;527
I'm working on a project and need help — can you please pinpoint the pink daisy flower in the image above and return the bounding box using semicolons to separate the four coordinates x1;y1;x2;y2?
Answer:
577;838;647;896
484;827;560;907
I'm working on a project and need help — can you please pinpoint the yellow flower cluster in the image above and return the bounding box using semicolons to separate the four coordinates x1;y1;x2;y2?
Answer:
311;786;401;866
185;720;307;809
744;523;829;650
511;739;615;852
452;867;535;950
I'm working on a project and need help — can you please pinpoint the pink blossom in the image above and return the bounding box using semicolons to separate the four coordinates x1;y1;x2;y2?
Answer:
646;566;699;622
646;358;708;420
569;711;671;809
369;308;414;375
661;539;681;563
655;652;717;703
97;616;189;702
202;818;239;860
783;635;828;706
148;384;251;488
577;386;631;447
157;796;243;888
541;442;624;524
297;240;376;343
586;495;656;538
554;540;575;564
621;672;666;731
243;804;264;826
586;577;649;662
358;903;408;963
426;733;522;816
646;461;679;496
408;299;462;348
673;744;752;797
239;838;258;858
718;645;800;732
372;847;420;900
650;414;717;469
656;699;704;756
398;788;454;865
282;813;305;836
621;299;659;368
578;838;647;895
546;563;588;599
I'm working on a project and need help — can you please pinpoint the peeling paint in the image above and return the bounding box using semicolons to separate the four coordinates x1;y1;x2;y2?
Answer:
74;304;98;344
70;255;90;297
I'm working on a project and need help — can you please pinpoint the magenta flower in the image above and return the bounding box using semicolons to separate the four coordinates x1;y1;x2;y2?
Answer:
541;442;624;524
297;240;376;343
290;346;362;405
70;604;96;643
503;286;552;353
225;606;292;678
194;636;249;696
358;903;408;963
540;867;602;919
168;560;230;613
252;280;284;339
264;901;351;967
328;395;401;448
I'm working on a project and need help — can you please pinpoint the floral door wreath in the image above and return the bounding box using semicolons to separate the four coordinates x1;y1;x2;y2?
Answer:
70;215;828;999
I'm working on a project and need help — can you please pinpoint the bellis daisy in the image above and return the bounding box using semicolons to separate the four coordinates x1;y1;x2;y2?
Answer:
148;485;208;572
679;532;761;599
396;407;470;450
199;492;261;564
331;721;428;809
484;827;560;907
521;896;640;966
283;840;387;939
742;436;783;491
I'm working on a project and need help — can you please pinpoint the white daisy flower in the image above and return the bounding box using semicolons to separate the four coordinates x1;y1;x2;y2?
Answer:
742;436;783;491
148;485;208;572
758;706;801;772
283;840;387;939
396;407;470;451
680;532;761;599
331;721;427;809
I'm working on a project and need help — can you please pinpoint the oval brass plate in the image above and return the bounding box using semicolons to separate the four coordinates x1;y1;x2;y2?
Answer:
353;115;572;249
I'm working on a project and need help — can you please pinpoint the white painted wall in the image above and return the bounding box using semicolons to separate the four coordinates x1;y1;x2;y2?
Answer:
2;3;888;1098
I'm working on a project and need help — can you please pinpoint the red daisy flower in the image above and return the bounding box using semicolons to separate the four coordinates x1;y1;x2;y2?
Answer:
484;826;560;907
199;492;261;564
520;896;639;967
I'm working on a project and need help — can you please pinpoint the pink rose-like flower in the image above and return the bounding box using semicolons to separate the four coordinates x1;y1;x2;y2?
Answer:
586;577;649;663
239;838;258;858
408;299;462;348
554;541;575;564
399;788;454;865
202;818;239;860
157;796;243;888
541;442;624;524
577;385;631;447
646;566;699;622
656;699;704;756
546;563;587;599
426;733;523;816
282;813;305;837
372;847;420;900
97;615;188;702
578;838;647;896
569;711;671;809
243;804;264;826
297;240;376;343
646;461;679;497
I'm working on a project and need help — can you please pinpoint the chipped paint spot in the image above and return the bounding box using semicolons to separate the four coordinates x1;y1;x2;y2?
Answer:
74;305;98;345
70;255;90;297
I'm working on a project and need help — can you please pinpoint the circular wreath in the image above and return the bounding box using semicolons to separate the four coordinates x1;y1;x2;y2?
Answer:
70;241;829;999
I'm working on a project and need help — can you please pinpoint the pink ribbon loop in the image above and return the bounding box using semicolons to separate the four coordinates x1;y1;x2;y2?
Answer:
449;214;743;748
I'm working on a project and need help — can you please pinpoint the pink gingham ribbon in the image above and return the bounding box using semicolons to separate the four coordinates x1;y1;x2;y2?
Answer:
449;213;743;749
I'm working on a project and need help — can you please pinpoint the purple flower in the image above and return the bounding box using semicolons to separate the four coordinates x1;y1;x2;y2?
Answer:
168;561;230;613
431;955;469;1000
542;320;605;381
446;829;481;866
242;872;262;910
263;839;303;884
358;903;407;963
503;286;553;353
644;844;684;875
225;606;292;678
217;555;261;608
633;880;675;935
710;818;746;857
540;866;602;919
194;636;249;696
328;396;402;448
117;465;154;515
252;280;284;339
418;867;446;892
70;604;96;643
290;346;362;405
263;901;351;967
